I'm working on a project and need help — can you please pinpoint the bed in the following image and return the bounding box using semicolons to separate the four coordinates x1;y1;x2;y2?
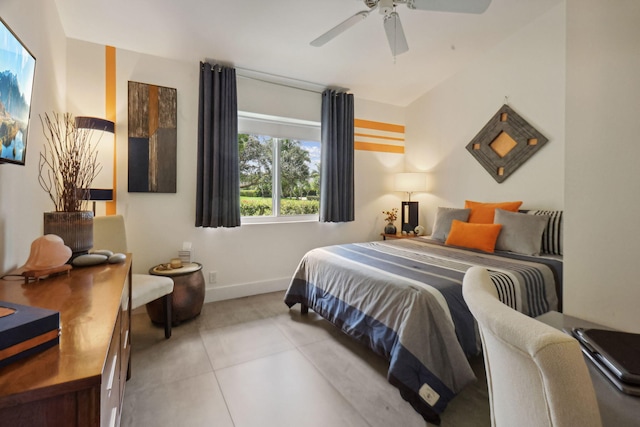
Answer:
284;206;563;424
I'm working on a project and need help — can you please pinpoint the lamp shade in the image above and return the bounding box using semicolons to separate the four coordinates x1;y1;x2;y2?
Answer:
394;173;427;193
74;116;115;216
88;189;114;201
75;116;115;133
75;116;115;192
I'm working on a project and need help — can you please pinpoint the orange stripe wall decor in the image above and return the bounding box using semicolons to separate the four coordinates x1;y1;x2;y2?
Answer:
354;118;405;154
105;45;117;214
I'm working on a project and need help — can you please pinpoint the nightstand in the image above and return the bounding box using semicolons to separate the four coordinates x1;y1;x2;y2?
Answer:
381;233;419;240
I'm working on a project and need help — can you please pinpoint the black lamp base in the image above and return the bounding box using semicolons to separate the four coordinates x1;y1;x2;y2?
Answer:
401;201;418;233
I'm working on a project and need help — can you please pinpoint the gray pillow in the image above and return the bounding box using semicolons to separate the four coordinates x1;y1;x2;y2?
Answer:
431;207;471;242
494;209;549;255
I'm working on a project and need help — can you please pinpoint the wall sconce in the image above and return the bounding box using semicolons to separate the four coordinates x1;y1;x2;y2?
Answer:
75;116;115;216
395;172;427;233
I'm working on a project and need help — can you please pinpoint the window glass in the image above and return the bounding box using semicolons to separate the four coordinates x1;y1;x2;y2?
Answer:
238;113;320;220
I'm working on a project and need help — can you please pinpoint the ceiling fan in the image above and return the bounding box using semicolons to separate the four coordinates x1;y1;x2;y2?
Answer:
311;0;492;57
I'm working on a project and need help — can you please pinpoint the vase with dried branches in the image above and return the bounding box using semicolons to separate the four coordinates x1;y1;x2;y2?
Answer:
39;112;103;256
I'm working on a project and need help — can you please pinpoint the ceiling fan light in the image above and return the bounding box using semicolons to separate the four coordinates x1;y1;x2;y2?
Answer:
379;0;394;15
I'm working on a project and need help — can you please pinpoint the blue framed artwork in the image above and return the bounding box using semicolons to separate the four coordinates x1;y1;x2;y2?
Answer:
0;17;36;166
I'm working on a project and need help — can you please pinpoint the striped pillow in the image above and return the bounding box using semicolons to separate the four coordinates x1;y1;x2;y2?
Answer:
526;210;563;255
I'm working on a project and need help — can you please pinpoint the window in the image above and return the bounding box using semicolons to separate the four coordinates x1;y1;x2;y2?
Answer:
238;112;321;221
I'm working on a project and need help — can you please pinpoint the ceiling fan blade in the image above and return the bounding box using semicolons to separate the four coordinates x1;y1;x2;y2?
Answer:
310;10;370;47
383;12;409;56
407;0;492;14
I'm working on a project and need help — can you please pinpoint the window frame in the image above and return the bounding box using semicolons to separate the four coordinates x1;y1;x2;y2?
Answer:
238;112;321;224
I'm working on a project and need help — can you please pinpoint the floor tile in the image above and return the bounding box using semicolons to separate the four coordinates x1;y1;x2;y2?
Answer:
197;295;277;331
121;372;233;427
272;309;341;347
126;329;213;394
130;310;199;346
200;318;294;370
299;335;427;427
122;291;490;427
438;355;490;427
216;349;370;427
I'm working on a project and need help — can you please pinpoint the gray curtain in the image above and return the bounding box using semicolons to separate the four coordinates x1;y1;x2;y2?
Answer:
195;62;240;228
320;89;355;222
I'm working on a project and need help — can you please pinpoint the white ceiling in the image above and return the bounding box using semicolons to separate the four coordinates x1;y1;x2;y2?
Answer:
53;0;563;107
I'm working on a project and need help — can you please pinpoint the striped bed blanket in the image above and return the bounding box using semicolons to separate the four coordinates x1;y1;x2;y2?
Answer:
284;237;562;425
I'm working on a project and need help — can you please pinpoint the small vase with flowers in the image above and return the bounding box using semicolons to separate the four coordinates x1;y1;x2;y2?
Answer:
382;208;398;235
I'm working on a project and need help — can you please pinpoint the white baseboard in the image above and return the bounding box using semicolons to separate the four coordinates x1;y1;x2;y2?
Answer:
204;277;290;303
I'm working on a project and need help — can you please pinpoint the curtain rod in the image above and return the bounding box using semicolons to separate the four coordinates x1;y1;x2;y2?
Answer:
235;66;349;95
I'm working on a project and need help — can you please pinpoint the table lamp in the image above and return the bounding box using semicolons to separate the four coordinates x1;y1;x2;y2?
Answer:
75;117;115;215
395;172;427;233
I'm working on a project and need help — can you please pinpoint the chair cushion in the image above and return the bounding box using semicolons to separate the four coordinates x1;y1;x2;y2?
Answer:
131;274;174;309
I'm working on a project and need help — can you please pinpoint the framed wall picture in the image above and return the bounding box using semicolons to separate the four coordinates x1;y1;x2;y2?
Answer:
127;81;177;193
466;104;548;183
0;17;36;166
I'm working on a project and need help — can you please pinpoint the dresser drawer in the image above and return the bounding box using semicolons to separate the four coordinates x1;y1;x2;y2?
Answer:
120;273;131;391
102;312;121;427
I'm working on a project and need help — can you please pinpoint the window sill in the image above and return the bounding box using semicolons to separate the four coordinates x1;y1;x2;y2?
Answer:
241;215;318;225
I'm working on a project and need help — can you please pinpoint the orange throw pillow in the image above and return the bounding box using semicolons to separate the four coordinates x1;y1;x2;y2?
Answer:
464;200;523;223
445;220;502;253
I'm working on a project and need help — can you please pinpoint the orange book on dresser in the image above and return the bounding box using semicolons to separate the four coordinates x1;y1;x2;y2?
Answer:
0;301;60;368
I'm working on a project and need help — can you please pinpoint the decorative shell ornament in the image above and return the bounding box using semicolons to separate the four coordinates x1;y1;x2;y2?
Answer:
19;234;72;271
414;225;426;236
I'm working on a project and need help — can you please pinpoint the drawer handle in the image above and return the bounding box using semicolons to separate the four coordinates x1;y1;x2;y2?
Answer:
124;330;129;349
108;406;118;427
106;354;118;392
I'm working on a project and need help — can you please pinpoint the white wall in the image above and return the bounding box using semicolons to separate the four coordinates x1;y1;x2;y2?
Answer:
0;0;67;272
65;40;406;301
405;4;566;232
15;2;634;334
564;0;640;332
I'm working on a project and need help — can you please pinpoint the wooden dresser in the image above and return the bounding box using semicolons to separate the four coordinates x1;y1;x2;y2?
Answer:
0;255;132;427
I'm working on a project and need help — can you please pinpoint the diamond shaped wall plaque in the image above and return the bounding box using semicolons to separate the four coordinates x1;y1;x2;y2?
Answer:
466;104;548;183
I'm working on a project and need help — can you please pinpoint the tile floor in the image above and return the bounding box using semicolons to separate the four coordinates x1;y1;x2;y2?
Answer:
121;291;490;427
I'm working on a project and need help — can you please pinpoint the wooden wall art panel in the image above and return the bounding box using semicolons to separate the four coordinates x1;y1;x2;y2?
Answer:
128;81;177;193
466;104;548;183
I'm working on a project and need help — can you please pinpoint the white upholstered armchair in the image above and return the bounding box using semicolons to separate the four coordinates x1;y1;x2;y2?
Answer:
93;215;174;338
462;266;601;427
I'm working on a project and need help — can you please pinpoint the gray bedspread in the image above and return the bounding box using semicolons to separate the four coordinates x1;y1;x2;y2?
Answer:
284;237;562;424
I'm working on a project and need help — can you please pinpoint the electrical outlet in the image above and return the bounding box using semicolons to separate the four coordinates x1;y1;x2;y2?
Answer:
208;271;217;284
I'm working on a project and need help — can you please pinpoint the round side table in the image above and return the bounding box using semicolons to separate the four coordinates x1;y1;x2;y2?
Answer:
147;262;205;326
